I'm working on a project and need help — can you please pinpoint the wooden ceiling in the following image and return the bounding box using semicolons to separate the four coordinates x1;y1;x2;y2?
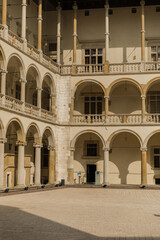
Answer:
33;0;160;11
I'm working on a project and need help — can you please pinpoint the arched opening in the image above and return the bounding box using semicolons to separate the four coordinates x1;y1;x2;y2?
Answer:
147;132;160;185
26;67;39;106
5;120;24;188
6;56;23;100
25;125;40;186
74;82;105;123
109;131;141;184
74;132;104;184
0;49;5;93
41;129;54;184
109;81;141;123
146;80;160;114
41;76;52;111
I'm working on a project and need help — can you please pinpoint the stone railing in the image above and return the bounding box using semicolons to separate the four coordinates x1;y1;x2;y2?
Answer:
77;64;104;74
8;30;24;50
109;62;141;73
5;95;23;111
27;43;40;61
0;25;4;37
107;114;142;124
60;65;72;75
41;109;54;121
145;114;160;123
25;103;39;117
73;114;106;123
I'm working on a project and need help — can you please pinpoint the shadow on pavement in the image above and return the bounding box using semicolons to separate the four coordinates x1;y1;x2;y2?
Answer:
0;205;159;240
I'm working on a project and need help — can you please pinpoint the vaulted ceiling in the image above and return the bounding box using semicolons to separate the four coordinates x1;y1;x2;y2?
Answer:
33;0;160;11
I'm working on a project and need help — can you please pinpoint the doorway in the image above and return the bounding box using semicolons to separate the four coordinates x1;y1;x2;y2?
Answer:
87;164;96;183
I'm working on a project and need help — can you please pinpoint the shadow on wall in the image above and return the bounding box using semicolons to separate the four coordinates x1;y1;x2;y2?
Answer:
0;205;159;240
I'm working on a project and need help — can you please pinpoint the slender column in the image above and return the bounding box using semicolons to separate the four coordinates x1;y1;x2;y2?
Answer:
141;0;145;62
37;87;42;109
37;0;42;51
1;70;7;104
72;1;78;74
21;0;27;52
105;96;109;120
70;97;74;122
141;147;147;186
48;146;55;184
20;78;26;111
0;138;7;189
57;2;61;65
34;144;42;185
16;141;26;187
104;147;110;185
68;148;74;184
104;0;110;74
141;95;146;122
2;0;7;25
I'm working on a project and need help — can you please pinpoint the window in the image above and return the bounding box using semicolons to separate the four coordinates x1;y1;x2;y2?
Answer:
49;43;57;52
131;8;137;13
41;148;49;168
87;144;97;156
155;178;160;184
147;91;160;113
85;48;103;65
153;148;160;168
151;46;160;61
84;96;102;114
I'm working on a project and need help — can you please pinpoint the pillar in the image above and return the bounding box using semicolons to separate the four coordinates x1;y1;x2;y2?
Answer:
104;0;110;74
16;141;25;187
105;96;109;120
1;70;7;105
141;147;147;186
48;146;55;184
37;87;42;111
34;144;42;185
21;0;27;52
70;97;74;122
141;95;146;123
141;0;145;62
57;2;61;65
0;138;6;189
72;1;78;74
68;148;74;184
20;78;26;111
104;147;110;185
37;0;42;51
2;0;8;39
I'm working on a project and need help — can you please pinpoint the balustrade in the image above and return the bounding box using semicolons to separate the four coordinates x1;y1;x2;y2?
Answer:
145;114;160;123
5;95;23;111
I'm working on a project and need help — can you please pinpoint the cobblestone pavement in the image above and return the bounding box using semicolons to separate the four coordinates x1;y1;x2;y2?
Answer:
0;188;160;240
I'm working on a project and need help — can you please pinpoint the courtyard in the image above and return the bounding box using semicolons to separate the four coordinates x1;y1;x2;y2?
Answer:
0;188;160;239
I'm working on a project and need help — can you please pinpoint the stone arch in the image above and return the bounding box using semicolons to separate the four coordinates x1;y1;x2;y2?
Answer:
7;53;25;79
71;130;105;149
42;73;56;95
26;123;41;144
106;129;142;148
41;74;55;111
5;118;25;142
144;130;160;148
42;127;55;147
144;77;160;95
26;64;41;88
0;119;5;139
0;45;6;70
73;79;106;98
106;78;142;96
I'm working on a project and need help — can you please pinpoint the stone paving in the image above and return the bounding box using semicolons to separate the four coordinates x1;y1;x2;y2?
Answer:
0;188;160;239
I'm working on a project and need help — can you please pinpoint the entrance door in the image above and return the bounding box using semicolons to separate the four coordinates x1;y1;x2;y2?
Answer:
87;165;96;183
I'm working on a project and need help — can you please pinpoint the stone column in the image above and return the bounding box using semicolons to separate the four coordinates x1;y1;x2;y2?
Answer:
21;0;27;52
48;146;55;184
0;138;7;189
57;2;61;65
104;0;110;74
16;141;25;187
20;78;26;111
141;0;145;62
141;147;147;186
104;147;110;185
37;87;42;116
72;1;78;74
68;148;74;184
1;70;7;104
37;0;42;51
141;95;146;123
104;96;109;120
70;97;74;122
2;0;8;39
34;143;42;185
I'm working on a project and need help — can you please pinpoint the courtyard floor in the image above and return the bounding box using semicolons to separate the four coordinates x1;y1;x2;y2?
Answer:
0;188;160;239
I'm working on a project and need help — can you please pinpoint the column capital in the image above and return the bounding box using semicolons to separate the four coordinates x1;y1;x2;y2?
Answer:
57;2;62;11
19;78;27;83
73;1;78;10
0;69;8;74
16;141;26;146
103;147;110;151
104;95;110;99
48;145;55;151
37;17;43;21
0;138;7;144
104;0;109;9
73;33;78;37
36;87;42;91
22;3;27;7
33;143;43;148
140;0;145;6
141;95;146;99
70;147;75;152
141;147;147;152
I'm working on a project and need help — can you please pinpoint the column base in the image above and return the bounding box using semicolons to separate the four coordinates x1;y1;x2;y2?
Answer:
15;184;26;188
104;61;110;74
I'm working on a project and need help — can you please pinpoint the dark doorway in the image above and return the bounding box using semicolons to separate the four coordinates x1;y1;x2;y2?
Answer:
87;165;96;183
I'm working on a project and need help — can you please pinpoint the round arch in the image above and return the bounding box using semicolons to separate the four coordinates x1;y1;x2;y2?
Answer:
73;79;106;98
106;78;143;96
42;73;56;95
106;129;142;149
26;123;41;144
0;119;5;138
71;130;105;149
5;118;25;142
7;53;26;79
144;77;160;95
144;130;160;148
42;127;55;147
26;64;41;88
0;46;7;70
